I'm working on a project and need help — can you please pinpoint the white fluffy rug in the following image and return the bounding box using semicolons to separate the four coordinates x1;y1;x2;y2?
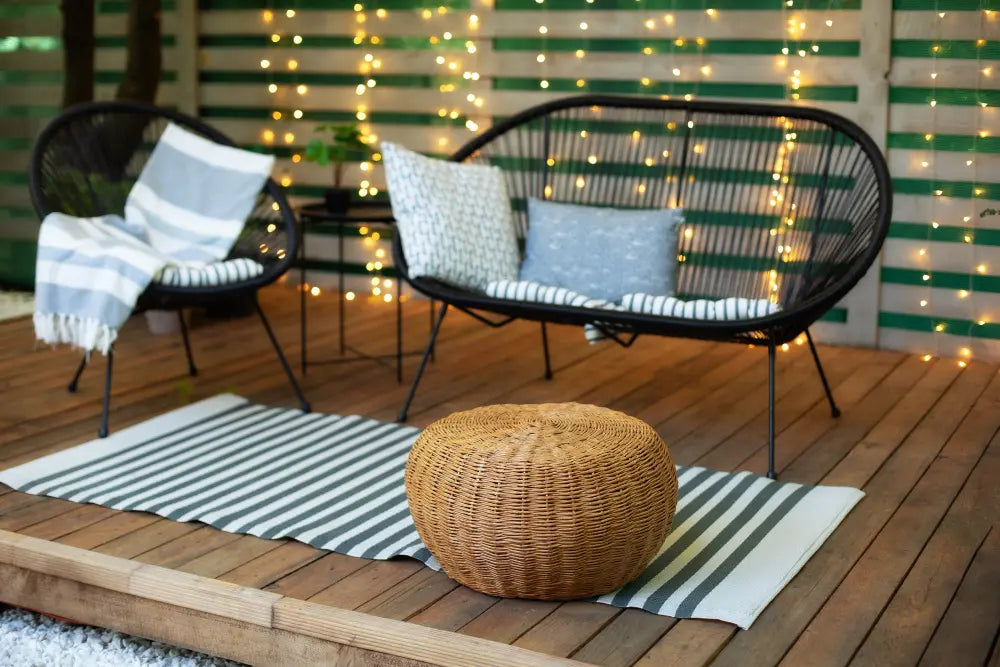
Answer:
0;606;240;666
0;290;33;322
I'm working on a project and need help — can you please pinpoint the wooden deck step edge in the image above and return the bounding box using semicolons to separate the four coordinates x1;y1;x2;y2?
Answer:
0;530;586;667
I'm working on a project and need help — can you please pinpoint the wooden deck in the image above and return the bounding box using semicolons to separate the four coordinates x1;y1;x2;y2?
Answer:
1;285;998;666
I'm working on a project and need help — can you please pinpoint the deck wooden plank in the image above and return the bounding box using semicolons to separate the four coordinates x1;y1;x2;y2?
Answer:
635;619;732;667
56;510;160;549
407;586;499;632
264;551;371;600
357;569;460;620
781;372;1000;666
3;287;1000;666
851;429;1000;666
736;352;910;479
218;540;325;589
459;598;561;644
693;346;868;471
178;533;287;578
0;497;81;531
916;525;1000;667
0;490;44;515
307;559;427;609
133;524;244;569
708;362;995;667
17;503;118;541
512;601;620;658
571;609;676;667
94;516;201;559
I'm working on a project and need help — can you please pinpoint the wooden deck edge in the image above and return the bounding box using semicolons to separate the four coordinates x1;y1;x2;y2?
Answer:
0;530;585;667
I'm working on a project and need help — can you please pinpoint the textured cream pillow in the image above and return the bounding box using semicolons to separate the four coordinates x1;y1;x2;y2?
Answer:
381;142;520;290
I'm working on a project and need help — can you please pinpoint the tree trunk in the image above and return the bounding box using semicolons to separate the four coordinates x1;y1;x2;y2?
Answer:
116;0;162;103
60;0;95;107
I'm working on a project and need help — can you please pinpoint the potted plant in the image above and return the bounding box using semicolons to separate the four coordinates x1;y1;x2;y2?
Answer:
304;123;371;215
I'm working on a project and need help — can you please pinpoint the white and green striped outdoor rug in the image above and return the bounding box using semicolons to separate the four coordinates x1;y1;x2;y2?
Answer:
0;394;863;629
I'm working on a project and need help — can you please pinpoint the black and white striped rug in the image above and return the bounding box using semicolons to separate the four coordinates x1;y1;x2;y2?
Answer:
0;395;863;629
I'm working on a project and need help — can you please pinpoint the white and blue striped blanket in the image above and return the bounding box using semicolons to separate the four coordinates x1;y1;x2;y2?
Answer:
34;123;274;353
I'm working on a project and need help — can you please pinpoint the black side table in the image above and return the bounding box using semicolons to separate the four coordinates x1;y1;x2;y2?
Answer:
297;202;431;382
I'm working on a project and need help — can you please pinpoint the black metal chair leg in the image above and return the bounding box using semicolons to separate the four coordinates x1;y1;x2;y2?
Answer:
398;303;448;423
99;348;113;438
767;341;777;480
255;300;311;413
68;353;88;392
178;310;198;376
805;329;840;418
541;322;553;380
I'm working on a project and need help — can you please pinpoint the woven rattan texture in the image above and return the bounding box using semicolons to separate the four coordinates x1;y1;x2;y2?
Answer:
405;403;678;599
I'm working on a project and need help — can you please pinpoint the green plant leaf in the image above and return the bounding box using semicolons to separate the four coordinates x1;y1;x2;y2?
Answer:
303;138;330;166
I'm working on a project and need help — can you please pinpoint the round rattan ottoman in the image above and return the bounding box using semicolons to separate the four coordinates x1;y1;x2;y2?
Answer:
404;402;678;600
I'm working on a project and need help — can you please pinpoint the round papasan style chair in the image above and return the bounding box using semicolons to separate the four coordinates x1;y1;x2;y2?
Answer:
29;100;310;437
393;94;892;479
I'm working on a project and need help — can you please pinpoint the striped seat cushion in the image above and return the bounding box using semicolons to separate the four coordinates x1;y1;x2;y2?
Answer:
622;293;780;320
155;258;264;288
486;279;624;343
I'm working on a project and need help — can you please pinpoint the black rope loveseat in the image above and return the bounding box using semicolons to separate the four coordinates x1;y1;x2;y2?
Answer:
393;94;892;478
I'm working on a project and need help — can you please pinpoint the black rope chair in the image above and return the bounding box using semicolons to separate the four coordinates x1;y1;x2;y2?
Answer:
29;100;310;437
394;95;892;479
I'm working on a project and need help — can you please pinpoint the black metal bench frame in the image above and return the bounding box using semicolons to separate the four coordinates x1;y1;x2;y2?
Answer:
396;94;892;479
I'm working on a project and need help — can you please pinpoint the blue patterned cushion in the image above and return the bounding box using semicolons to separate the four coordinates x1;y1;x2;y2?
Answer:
381;142;520;290
520;198;683;302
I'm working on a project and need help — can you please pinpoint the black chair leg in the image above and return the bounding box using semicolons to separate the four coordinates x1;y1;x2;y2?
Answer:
541;322;553;380
99;348;113;438
178;310;198;376
68;353;88;392
398;303;448;423
767;341;777;480
806;329;840;418
255;300;311;413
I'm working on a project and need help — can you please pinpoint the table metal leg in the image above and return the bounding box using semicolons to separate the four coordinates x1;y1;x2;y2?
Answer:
338;229;346;356
429;299;436;362
396;276;402;383
299;221;307;375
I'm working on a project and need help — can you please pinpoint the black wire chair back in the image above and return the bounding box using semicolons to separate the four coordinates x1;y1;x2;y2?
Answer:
29;100;297;302
450;97;889;334
27;101;310;437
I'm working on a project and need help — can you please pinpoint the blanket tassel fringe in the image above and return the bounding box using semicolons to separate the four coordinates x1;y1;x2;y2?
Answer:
34;312;117;355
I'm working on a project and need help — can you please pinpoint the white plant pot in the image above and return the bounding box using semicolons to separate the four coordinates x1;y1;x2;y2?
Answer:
144;309;181;335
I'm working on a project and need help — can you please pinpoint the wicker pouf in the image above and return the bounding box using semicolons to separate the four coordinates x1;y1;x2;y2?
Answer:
404;402;678;600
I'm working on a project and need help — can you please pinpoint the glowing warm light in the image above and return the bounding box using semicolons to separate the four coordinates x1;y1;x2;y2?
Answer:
922;354;932;362
297;84;308;94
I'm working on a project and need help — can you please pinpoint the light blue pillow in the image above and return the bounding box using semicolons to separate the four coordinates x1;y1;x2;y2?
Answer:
520;198;683;303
